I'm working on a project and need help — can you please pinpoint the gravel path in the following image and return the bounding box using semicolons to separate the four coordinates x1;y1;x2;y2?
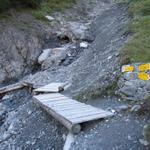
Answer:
71;97;150;150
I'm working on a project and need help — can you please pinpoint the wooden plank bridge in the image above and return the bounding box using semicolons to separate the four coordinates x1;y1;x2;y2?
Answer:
33;83;113;134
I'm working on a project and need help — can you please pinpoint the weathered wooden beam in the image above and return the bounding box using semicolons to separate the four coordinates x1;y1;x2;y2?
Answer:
33;83;65;94
0;82;24;95
0;81;35;95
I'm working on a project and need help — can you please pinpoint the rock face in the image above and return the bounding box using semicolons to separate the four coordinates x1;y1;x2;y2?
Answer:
0;13;56;84
117;63;150;101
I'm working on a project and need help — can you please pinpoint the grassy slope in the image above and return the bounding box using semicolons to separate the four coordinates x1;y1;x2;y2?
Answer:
120;0;150;142
120;0;150;65
0;0;75;21
32;0;75;20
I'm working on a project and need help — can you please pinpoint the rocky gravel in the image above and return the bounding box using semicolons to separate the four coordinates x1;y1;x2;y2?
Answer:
71;97;150;150
0;89;67;150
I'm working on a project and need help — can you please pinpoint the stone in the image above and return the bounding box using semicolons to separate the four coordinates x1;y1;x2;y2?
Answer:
139;139;149;146
118;63;150;101
41;47;67;70
131;105;141;112
38;49;51;64
45;15;55;21
107;56;112;60
115;105;129;112
80;42;89;48
0;13;50;83
119;86;137;97
2;94;13;100
69;22;88;40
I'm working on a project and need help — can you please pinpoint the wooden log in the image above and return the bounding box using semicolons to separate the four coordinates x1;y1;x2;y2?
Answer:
0;82;24;95
0;81;35;95
33;97;81;134
33;83;65;94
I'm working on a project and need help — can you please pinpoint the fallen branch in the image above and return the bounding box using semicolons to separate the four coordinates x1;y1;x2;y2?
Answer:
0;81;34;95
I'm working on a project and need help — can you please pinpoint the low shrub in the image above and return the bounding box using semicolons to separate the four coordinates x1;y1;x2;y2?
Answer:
0;0;42;12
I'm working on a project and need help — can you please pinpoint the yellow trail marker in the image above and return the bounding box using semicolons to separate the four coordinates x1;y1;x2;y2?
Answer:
138;72;150;81
122;65;134;73
138;63;150;72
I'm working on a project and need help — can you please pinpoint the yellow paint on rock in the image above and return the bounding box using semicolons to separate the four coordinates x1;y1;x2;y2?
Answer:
122;65;134;73
138;72;150;81
138;63;150;72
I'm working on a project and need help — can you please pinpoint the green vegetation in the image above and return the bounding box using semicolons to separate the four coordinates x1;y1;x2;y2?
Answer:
120;1;150;143
32;0;75;20
120;0;150;64
0;0;41;12
0;0;75;20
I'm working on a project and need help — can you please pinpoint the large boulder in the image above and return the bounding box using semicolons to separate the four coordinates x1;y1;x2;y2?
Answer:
40;47;67;70
117;64;150;101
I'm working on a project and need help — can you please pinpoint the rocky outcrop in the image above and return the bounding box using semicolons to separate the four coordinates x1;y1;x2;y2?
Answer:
0;13;56;84
117;64;150;101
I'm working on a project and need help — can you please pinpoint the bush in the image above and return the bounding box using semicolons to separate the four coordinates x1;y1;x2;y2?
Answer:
12;0;42;8
0;0;11;12
0;0;42;12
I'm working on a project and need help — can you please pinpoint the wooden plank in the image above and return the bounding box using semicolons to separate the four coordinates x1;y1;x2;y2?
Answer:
43;99;76;105
48;102;83;108
33;90;113;134
58;105;97;113
0;81;34;95
34;93;66;100
41;97;74;102
34;97;81;134
37;97;72;103
59;108;103;117
53;105;93;112
65;110;109;120
34;82;65;93
70;112;113;124
34;95;66;101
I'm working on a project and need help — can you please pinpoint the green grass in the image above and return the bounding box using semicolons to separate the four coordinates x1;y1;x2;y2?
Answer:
0;0;75;21
120;0;150;64
32;0;75;20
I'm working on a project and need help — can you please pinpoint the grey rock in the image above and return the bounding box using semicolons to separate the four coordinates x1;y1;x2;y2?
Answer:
0;13;53;83
118;62;150;101
45;16;55;21
41;47;67;70
139;139;149;146
38;49;51;64
2;94;13;100
80;42;89;48
119;86;137;97
131;105;141;112
115;105;129;112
